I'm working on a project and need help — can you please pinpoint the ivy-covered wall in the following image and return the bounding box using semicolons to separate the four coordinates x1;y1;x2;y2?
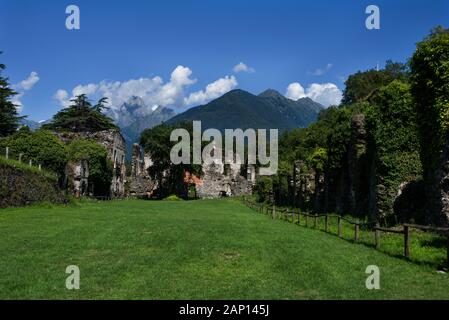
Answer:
0;161;66;208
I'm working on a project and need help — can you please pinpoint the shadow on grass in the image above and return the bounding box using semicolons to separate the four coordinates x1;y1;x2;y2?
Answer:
255;208;448;271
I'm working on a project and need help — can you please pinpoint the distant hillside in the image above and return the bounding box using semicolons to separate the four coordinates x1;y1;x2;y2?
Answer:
19;119;44;130
166;89;324;131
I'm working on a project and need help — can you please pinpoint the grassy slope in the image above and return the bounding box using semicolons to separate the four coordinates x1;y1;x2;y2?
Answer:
0;199;448;299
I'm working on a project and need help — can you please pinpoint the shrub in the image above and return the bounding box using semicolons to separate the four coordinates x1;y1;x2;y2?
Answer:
163;194;184;201
0;128;68;176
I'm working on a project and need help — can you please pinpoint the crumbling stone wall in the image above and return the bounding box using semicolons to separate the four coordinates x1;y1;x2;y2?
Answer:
129;143;156;198
65;160;89;198
55;129;126;198
196;153;253;199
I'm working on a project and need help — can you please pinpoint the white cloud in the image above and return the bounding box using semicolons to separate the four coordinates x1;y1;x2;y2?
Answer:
309;63;333;76
54;66;236;113
54;65;198;112
17;71;40;90
184;75;238;105
73;83;98;97
233;62;255;74
306;83;342;107
11;71;40;112
11;95;23;112
53;89;70;108
285;83;306;100
285;82;342;107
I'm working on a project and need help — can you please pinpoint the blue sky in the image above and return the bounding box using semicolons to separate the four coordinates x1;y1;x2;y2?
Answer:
1;0;448;121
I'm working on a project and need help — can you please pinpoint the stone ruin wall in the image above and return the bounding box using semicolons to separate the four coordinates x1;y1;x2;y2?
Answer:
54;130;126;198
129;144;256;199
195;152;256;199
129;143;156;198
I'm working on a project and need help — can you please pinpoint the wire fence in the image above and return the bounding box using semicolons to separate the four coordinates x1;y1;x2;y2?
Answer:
0;146;60;182
0;146;45;171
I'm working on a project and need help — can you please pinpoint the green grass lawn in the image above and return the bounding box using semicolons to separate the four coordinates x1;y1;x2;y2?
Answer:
0;198;448;299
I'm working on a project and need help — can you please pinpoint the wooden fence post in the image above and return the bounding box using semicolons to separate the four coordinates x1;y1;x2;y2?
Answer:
305;214;308;227
297;210;301;225
314;214;318;228
5;146;9;160
338;217;342;238
272;204;275;220
325;215;329;232
404;225;410;258
375;225;380;249
354;223;360;242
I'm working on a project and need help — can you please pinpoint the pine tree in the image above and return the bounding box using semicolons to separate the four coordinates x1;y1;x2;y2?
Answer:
43;94;117;132
0;54;22;137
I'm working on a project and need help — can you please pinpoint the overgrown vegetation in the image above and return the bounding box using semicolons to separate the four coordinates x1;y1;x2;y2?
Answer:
0;127;69;177
410;26;449;225
0;159;65;208
67;139;113;196
0;156;57;181
255;28;449;226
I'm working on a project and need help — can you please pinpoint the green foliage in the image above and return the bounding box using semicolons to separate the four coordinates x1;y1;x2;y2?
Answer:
261;59;424;223
410;27;449;174
0;156;57;181
163;194;184;201
0;161;65;208
67;139;113;196
0;129;68;176
366;80;422;218
324;107;353;174
42;94;117;133
342;60;409;105
307;148;327;173
253;176;273;203
0;54;23;137
140;122;201;198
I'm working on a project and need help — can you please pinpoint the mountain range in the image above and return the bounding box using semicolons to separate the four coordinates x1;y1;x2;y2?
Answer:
20;89;324;159
166;89;324;131
105;96;175;148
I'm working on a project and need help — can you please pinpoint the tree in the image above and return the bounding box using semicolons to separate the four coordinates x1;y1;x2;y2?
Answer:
342;61;409;105
43;94;117;132
140;122;201;198
93;97;110;112
410;26;449;225
0;54;23;137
